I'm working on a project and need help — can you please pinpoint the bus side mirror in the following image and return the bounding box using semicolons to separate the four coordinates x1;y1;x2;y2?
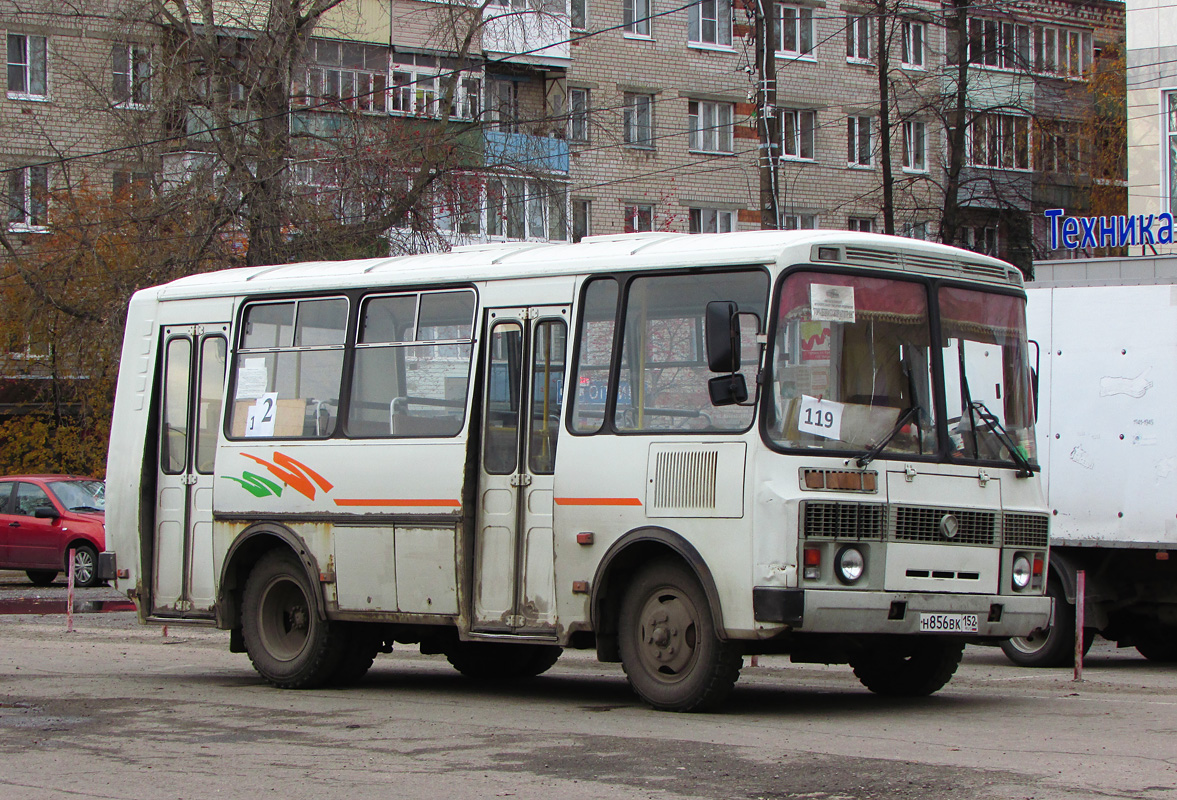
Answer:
705;301;740;373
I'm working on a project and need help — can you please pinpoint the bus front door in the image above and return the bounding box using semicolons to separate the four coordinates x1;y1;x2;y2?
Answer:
474;306;568;635
152;325;228;617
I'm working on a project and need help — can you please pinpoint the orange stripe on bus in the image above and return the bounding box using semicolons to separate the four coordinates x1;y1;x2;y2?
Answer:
334;499;462;508
554;497;643;507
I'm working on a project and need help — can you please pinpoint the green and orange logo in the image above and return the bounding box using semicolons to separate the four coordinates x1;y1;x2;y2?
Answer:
225;452;334;500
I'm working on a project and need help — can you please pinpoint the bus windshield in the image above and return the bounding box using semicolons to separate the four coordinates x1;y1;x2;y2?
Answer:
766;271;1038;468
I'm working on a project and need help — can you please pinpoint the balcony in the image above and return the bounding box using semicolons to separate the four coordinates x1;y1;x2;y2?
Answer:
484;131;569;174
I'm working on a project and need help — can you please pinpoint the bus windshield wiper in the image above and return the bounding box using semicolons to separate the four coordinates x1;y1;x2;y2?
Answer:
968;400;1034;478
855;404;921;468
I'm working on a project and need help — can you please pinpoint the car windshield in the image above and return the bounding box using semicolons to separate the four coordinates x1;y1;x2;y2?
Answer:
47;480;105;512
767;271;937;458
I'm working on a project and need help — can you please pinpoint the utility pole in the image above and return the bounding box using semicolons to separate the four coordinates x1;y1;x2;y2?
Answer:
753;0;781;229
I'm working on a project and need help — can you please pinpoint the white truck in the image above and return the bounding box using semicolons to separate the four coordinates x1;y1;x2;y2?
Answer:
1004;256;1177;666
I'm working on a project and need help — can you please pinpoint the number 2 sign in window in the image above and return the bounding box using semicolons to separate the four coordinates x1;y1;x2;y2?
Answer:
245;393;278;437
798;395;844;439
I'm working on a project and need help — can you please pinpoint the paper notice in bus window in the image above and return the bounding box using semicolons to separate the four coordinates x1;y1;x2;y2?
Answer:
798;395;844;439
245;393;278;437
810;285;855;323
236;358;269;399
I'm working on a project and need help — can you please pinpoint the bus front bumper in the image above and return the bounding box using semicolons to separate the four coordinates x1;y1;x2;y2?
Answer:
753;587;1052;639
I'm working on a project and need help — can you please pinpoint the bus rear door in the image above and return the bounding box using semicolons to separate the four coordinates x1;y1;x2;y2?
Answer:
475;306;568;635
153;324;228;617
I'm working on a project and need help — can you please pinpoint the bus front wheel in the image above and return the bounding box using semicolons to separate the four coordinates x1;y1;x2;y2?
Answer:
242;550;343;689
850;638;964;697
618;561;742;712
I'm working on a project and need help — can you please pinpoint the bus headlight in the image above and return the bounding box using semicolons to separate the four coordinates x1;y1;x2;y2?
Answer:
1012;555;1032;590
835;546;865;585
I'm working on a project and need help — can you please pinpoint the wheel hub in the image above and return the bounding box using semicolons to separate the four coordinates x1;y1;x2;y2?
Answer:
638;592;697;678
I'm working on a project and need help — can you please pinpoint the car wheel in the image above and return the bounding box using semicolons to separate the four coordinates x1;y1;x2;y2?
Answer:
242;550;344;689
618;560;742;712
70;544;100;588
850;638;965;697
26;569;58;586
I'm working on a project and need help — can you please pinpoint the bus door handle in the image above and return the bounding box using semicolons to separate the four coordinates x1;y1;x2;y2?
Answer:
510;474;532;487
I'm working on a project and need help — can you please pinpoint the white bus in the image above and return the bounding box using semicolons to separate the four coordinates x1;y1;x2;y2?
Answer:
105;230;1051;711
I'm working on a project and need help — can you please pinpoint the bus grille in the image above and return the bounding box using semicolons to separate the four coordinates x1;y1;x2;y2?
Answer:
891;506;997;545
802;501;886;540
1002;513;1050;548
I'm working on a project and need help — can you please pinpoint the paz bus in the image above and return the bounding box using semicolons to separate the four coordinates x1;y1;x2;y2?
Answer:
104;230;1051;711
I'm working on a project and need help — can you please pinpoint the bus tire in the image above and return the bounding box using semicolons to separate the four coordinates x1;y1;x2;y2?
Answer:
1000;579;1078;667
445;642;562;681
618;560;742;712
242;550;343;689
330;624;385;685
851;638;964;697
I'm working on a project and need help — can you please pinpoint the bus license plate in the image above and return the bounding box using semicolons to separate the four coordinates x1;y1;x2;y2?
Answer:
919;613;979;633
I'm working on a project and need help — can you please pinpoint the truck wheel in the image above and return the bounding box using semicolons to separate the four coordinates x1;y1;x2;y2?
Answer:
618;561;742;712
1134;629;1177;663
444;642;562;681
1000;579;1080;667
851;638;964;697
242;550;344;689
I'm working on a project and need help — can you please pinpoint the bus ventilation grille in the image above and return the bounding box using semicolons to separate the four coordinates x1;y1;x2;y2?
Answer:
801;501;886;540
891;506;997;545
1002;513;1050;548
650;448;718;511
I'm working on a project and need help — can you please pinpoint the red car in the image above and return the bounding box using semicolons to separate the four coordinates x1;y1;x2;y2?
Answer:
0;475;106;587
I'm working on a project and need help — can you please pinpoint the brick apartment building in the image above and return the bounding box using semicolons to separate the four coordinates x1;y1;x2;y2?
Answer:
0;0;1125;269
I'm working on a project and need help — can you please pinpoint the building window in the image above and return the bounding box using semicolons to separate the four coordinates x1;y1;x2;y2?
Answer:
390;53;479;120
775;4;813;57
572;199;591;242
689;0;732;47
847;115;872;166
903;120;926;171
624;203;653;232
689;208;734;233
1034;27;1092;78
571;0;587;30
487;78;519;131
902;21;924;68
968;113;1029;170
1167;92;1177;213
7;165;49;230
784;213;817;229
624;0;651;37
569;88;590;142
306;39;388;113
962;225;997;255
688;100;733;153
623;93;653;147
968;18;1030;71
7;33;47;98
846;14;870;62
480;178;568;242
113;45;151;106
113;170;152;201
1036;119;1085;173
848;217;873;232
903;221;928;239
781;109;815;160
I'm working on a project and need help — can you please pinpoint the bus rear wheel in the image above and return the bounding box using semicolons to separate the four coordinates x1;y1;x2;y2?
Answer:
444;642;562;681
330;624;386;685
850;638;964;697
242;550;343;689
618;561;742;712
1133;627;1177;662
